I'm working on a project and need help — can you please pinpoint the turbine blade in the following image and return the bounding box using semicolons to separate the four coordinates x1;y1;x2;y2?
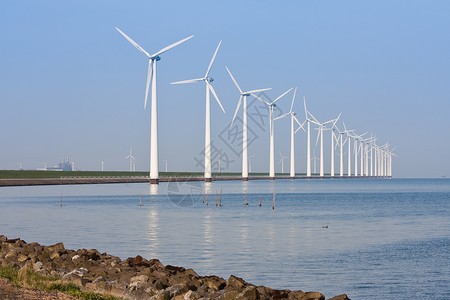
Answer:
152;35;194;57
303;96;308;119
290;87;297;113
231;95;243;127
293;115;306;132
144;59;153;109
271;88;293;105
115;27;151;58
225;66;242;93
205;40;221;78
207;82;225;113
252;93;270;105
274;112;289;121
247;88;272;94
170;78;203;84
315;127;321;146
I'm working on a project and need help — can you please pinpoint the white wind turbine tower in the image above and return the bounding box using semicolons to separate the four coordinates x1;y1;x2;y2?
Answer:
124;147;136;172
171;41;225;182
116;27;194;184
324;114;341;177
336;123;353;177
254;89;293;180
226;67;271;181
101;161;104;172
272;88;305;179
279;152;288;174
313;115;340;177
343;122;355;177
303;97;320;177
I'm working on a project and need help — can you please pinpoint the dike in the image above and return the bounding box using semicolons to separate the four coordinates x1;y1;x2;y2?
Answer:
0;235;350;300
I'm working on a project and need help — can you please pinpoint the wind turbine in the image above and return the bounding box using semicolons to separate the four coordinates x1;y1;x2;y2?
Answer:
248;154;255;174
101;161;104;172
279;152;288;174
323;114;341;177
227;67;271;181
116;27;194;184
337;123;353;177
124;147;136;172
313;115;340;177
343;122;355;177
254;89;293;180
272;88;305;179
303;97;320;178
171;41;225;182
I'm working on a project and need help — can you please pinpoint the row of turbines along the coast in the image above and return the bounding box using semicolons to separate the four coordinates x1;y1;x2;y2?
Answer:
115;28;396;184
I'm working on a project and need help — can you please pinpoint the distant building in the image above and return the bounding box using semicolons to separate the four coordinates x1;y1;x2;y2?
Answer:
46;157;75;171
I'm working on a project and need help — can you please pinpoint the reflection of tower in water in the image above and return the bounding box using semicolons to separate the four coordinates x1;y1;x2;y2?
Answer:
146;209;160;256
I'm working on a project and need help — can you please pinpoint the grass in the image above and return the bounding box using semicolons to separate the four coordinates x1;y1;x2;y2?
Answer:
0;266;117;300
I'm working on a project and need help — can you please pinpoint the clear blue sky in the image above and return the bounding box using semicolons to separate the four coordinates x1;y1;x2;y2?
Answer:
1;0;449;178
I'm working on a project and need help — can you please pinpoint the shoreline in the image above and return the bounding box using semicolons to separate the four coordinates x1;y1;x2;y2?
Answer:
0;175;390;187
0;235;349;300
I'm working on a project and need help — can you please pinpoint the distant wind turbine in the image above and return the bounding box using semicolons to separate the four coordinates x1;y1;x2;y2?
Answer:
124;147;136;172
171;41;225;182
226;67;271;181
273;88;305;179
254;89;293;180
116;27;194;184
279;152;288;174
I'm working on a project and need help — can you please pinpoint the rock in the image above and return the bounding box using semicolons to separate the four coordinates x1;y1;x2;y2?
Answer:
300;291;325;300
235;285;259;300
130;274;149;286
50;252;60;259
218;290;240;300
183;290;201;300
226;274;247;290
150;289;170;300
328;294;350;300
47;242;65;252
110;281;127;298
201;275;226;291
33;261;43;271
17;254;28;262
72;254;80;261
167;282;189;298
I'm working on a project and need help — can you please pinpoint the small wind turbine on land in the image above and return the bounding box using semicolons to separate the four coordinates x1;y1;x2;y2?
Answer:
124;147;136;172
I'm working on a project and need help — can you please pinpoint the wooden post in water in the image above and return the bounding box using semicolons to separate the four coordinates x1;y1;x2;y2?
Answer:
220;188;222;207
245;191;248;206
216;191;218;207
60;191;63;207
259;195;262;206
206;192;209;206
272;193;275;210
139;194;142;207
202;192;205;204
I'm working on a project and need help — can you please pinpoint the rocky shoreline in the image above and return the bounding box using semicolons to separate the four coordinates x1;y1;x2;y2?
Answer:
0;235;349;300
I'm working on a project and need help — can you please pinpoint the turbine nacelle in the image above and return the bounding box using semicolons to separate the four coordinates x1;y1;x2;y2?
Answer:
152;56;161;61
206;77;214;83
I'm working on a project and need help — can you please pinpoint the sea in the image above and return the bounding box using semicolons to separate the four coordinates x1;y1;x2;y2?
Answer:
0;178;449;299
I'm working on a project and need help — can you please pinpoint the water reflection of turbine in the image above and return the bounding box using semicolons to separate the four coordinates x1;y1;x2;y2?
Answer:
149;184;159;195
146;209;160;256
202;214;214;270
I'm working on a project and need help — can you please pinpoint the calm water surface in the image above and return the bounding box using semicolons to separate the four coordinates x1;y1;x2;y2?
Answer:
0;178;449;299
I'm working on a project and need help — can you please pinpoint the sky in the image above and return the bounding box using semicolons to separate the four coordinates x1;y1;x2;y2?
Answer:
1;0;449;178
